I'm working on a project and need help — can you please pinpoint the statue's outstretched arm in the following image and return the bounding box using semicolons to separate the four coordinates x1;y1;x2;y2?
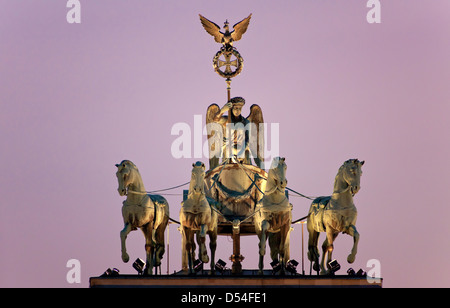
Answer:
213;102;232;121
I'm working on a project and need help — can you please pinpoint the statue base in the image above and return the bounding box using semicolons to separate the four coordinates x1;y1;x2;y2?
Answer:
89;270;382;288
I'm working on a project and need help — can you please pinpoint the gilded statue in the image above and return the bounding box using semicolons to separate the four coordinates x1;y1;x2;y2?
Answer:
115;160;169;275
206;97;264;170
254;157;292;274
307;159;364;275
180;162;219;274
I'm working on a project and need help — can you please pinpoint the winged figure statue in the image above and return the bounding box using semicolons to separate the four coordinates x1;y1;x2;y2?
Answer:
206;97;264;170
199;14;252;51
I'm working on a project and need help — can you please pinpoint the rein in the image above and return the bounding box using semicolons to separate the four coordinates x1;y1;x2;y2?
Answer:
235;159;317;201
126;189;148;196
122;159;321;225
126;181;190;195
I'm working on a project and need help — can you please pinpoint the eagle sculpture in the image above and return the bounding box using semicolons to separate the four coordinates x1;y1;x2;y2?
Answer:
199;14;252;51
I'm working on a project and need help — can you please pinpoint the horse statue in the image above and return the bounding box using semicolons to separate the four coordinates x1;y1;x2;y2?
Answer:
307;159;365;275
115;160;170;275
180;161;218;274
254;157;293;274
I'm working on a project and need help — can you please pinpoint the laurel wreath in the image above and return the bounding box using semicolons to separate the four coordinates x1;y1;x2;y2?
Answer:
212;48;244;79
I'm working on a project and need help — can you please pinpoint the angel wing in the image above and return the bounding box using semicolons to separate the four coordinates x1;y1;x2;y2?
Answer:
231;14;252;42
206;103;220;127
206;104;223;170
199;14;223;43
246;104;264;169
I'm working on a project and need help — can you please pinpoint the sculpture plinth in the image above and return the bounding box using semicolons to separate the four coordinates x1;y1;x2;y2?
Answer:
90;274;383;288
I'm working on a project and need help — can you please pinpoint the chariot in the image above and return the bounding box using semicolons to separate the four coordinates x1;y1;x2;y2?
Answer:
205;162;267;273
182;159;291;274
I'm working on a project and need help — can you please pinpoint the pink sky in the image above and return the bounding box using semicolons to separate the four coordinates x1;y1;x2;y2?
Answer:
1;0;450;287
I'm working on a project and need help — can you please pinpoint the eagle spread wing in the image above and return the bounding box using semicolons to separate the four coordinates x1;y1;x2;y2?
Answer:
231;14;252;42
199;14;223;43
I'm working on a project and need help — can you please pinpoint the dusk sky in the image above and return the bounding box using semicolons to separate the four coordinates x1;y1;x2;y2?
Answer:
1;0;450;287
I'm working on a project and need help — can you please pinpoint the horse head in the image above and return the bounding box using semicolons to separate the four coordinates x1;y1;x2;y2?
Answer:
340;159;364;196
189;161;206;196
115;160;138;196
266;157;288;194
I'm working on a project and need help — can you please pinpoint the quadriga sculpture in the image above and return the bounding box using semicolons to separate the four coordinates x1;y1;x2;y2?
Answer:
115;160;169;275
180;162;218;274
254;157;293;274
307;159;365;275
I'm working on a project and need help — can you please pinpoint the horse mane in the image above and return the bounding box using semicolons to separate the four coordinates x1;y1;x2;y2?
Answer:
336;159;361;174
335;159;351;180
119;160;137;168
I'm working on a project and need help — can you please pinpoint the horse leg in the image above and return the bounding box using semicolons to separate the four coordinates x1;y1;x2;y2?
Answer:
181;229;188;272
144;241;154;276
268;232;279;264
142;224;154;275
258;255;265;275
328;232;339;271
120;223;132;263
307;220;320;273
184;227;195;274
284;227;291;264
153;233;162;274
320;237;329;275
209;230;217;275
321;231;338;275
278;224;290;275
346;225;360;264
259;220;269;256
199;224;209;264
153;227;165;271
256;232;263;275
258;220;269;274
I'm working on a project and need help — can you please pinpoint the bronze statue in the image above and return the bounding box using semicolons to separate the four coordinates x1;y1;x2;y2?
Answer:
307;159;364;275
180;162;218;274
206;97;264;170
115;160;170;275
254;157;292;275
199;14;252;52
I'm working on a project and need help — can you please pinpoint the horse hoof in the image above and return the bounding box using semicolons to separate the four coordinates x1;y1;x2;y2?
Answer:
347;254;355;264
143;269;152;276
313;263;320;272
122;253;130;263
201;254;209;264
